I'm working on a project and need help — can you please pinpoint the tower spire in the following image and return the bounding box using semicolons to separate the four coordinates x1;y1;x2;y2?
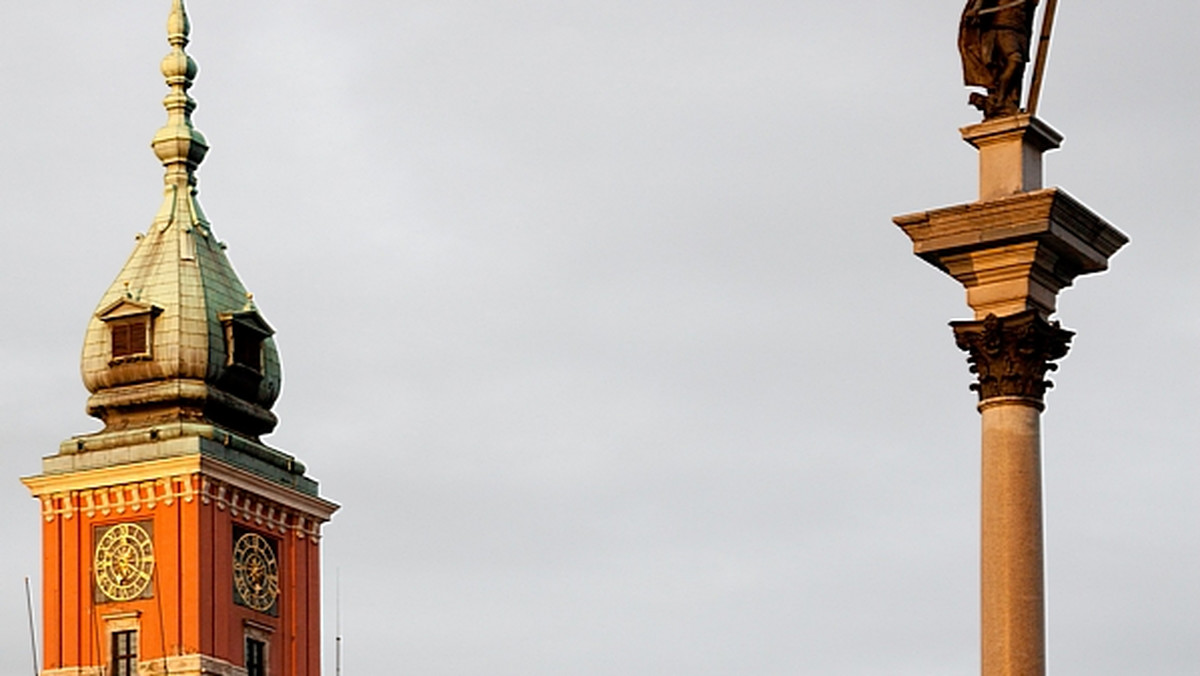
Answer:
72;0;287;442
152;0;208;192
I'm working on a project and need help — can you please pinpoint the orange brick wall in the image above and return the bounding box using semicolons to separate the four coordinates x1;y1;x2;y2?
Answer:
39;475;323;675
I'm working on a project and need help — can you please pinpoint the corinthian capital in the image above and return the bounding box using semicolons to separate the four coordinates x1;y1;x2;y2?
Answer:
951;310;1074;405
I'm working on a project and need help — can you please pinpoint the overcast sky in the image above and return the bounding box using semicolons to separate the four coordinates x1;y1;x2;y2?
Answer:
0;1;1196;674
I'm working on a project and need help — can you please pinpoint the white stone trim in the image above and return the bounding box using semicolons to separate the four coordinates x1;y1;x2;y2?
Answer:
100;610;141;675
23;455;337;540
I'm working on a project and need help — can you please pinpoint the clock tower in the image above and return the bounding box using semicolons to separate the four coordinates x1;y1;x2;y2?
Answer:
22;2;338;676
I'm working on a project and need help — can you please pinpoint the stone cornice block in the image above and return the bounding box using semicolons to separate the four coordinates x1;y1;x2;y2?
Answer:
894;188;1129;318
961;114;1063;152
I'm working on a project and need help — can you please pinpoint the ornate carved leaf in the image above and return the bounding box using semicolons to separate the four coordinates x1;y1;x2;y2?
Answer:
951;310;1073;403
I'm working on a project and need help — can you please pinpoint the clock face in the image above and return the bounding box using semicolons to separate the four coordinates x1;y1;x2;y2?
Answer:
94;522;155;602
233;532;279;613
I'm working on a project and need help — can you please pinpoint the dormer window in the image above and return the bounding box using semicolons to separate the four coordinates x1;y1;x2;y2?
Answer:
220;310;274;375
230;321;264;372
111;319;149;359
98;298;162;365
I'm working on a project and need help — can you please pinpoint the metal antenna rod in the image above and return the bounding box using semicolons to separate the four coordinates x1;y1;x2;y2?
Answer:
154;565;172;676
336;569;342;676
25;576;40;676
1026;0;1060;115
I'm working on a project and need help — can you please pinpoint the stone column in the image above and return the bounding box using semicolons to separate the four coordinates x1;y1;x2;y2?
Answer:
894;115;1127;676
952;311;1073;676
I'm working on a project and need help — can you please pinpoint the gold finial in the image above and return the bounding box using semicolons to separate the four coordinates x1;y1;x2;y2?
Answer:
151;0;208;190
166;0;190;43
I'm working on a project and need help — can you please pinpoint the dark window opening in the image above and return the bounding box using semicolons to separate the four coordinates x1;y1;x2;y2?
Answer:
112;630;138;676
230;322;264;372
111;320;148;358
246;637;266;676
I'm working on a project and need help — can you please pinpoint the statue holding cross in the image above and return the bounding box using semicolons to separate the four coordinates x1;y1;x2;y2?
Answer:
959;0;1058;119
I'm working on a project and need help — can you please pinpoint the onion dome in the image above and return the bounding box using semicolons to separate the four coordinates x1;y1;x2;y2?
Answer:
72;0;290;466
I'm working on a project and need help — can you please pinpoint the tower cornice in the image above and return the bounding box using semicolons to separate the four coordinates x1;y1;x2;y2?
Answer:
22;454;339;527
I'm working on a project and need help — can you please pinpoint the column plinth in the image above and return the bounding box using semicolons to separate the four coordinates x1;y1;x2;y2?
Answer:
961;114;1062;202
894;188;1126;320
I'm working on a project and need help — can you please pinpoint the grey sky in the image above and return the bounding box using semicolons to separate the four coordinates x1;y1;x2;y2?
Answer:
0;1;1196;674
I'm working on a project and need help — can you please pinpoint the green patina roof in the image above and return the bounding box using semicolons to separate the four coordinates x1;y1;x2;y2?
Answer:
63;0;310;492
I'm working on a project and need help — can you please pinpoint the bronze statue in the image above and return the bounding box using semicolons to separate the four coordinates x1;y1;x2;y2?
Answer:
959;0;1039;119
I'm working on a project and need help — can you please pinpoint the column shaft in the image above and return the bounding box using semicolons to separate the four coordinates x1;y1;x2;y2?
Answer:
980;400;1045;676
